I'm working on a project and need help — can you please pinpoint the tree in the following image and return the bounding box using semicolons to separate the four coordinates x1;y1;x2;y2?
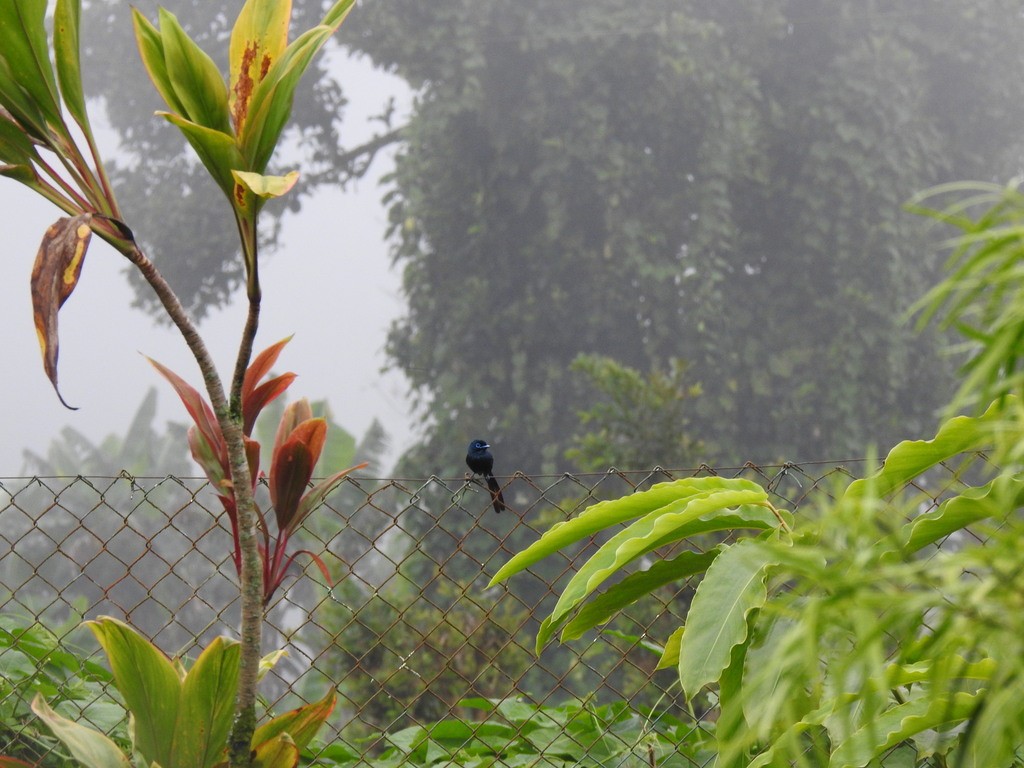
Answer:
338;0;1024;473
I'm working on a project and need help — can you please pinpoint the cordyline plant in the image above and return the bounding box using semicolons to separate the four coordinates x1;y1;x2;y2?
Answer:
148;337;366;605
0;0;359;765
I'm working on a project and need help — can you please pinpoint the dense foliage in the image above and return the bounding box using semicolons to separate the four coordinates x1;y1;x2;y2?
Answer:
493;180;1024;765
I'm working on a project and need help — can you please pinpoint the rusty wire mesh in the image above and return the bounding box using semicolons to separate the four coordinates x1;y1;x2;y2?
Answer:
0;457;987;765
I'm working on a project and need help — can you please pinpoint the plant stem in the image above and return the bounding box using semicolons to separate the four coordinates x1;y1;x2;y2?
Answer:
121;240;262;768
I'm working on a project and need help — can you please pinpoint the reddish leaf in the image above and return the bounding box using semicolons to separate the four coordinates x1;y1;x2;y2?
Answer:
269;431;317;530
147;356;227;472
272;398;312;453
243;372;296;436
241;337;294;434
30;215;93;409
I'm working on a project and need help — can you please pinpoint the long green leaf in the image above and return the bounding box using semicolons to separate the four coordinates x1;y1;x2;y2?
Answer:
320;0;357;28
559;548;720;642
0;0;65;133
87;617;181;768
538;486;776;650
157;8;231;133
677;540;780;698
489;477;768;585
843;399;1006;501
0;109;40;166
828;692;978;768
176;636;240;768
131;8;189;117
902;472;1024;552
53;0;89;133
31;694;131;768
159;112;244;201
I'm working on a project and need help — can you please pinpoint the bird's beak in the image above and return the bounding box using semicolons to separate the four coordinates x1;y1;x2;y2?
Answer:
483;443;490;449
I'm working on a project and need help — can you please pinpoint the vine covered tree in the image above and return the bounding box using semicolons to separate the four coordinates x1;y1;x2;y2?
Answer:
341;0;1024;471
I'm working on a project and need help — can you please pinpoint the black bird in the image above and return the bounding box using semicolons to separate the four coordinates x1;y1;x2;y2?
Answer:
466;439;507;513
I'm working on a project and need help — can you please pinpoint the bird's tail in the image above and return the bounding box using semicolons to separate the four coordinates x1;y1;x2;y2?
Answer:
486;474;507;513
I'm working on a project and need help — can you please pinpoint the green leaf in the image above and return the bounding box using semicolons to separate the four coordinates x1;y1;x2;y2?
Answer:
87;616;181;768
490;477;772;586
656;626;684;671
0;55;48;140
156;7;231;133
537;485;777;650
53;0;89;133
844;399;1006;501
559;548;720;642
320;0;357;28
828;692;979;768
178;636;240;768
0;0;65;135
252;733;299;768
902;471;1024;552
31;694;131;768
677;540;780;698
158;112;243;204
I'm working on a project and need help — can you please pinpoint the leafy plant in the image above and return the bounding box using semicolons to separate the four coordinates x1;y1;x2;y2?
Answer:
148;337;366;605
0;612;127;768
337;697;711;768
30;617;336;768
493;180;1024;765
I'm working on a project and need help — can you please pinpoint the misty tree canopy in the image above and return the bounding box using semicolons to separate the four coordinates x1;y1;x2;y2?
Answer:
85;0;1024;470
341;0;1024;470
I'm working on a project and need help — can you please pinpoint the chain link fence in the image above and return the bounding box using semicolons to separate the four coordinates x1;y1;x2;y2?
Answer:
0;458;980;765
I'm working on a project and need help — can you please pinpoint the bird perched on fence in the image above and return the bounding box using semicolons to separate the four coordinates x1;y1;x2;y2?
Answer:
465;439;507;513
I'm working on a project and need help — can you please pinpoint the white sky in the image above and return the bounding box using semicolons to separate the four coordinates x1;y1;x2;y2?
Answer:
0;52;419;475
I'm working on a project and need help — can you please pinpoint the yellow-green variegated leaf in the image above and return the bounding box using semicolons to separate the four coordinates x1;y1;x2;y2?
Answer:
232;169;299;199
156;7;231;133
239;25;334;172
230;0;292;140
53;0;89;132
30;215;93;410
